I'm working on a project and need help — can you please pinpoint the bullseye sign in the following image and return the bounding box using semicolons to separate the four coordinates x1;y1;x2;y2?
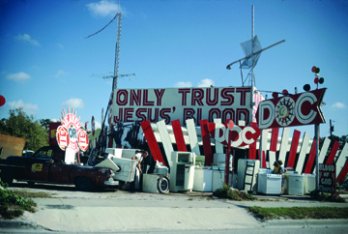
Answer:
256;88;326;129
56;112;89;152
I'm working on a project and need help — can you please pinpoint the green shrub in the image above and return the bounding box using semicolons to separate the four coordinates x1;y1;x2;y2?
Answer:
0;187;36;219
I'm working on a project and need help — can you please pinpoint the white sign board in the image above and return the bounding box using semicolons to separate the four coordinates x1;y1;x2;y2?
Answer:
111;87;253;125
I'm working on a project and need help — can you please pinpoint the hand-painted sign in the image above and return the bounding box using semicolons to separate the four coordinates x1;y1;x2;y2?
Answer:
319;163;336;193
256;88;326;129
214;122;260;147
111;87;253;125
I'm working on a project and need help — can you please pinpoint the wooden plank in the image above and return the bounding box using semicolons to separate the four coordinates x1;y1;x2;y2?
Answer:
303;139;316;174
336;142;348;177
186;119;201;156
337;159;348;185
249;140;257;159
270;128;279;152
314;137;330;172
156;120;174;167
213;119;224;154
268;151;276;169
287;130;301;169
140;120;167;166
278;128;290;164
261;129;269;168
171;119;187;152
296;132;310;174
200;120;213;166
325;140;340;165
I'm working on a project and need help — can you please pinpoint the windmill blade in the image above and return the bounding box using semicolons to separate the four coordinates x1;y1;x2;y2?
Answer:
226;39;285;70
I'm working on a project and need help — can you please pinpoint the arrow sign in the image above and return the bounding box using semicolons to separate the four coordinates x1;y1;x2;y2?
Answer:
256;88;326;129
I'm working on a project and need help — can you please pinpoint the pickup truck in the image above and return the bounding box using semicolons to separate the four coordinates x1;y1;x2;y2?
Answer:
0;145;118;191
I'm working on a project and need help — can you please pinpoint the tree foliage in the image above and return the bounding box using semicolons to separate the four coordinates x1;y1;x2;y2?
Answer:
0;109;48;150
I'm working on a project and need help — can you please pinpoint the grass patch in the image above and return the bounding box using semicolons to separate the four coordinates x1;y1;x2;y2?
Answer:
11;190;52;198
0;181;37;219
248;206;348;221
213;184;255;201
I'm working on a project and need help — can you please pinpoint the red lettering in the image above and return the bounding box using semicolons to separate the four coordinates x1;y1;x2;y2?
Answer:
191;88;204;106
154;89;165;105
130;90;141;106
178;88;190;106
206;88;219;105
116;90;128;106
221;88;234;105
143;90;154;106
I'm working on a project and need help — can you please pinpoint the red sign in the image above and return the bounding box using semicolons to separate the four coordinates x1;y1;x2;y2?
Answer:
256;88;326;129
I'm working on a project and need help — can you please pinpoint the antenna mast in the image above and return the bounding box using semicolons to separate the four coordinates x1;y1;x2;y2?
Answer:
251;4;255;88
113;12;122;91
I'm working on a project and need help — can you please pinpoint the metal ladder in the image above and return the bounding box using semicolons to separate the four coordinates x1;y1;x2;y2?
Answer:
244;160;256;192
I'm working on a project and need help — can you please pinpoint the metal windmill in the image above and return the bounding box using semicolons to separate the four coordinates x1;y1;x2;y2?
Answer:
226;5;285;87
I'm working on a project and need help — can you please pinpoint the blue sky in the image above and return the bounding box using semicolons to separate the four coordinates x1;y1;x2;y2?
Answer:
0;0;347;138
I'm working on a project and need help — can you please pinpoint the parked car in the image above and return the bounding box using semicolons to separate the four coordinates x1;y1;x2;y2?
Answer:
0;145;118;191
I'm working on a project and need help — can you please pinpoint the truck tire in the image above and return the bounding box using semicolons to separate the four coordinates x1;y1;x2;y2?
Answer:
75;177;94;191
157;176;169;194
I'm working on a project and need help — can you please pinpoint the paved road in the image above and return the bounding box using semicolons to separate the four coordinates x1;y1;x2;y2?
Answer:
1;184;348;233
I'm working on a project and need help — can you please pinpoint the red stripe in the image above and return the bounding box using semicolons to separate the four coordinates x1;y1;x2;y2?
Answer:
287;130;301;169
325;140;340;165
262;151;267;168
337;160;348;184
171;119;187;152
200;120;213;166
270;128;279;152
249;140;257;159
303;139;316;174
140;120;167;166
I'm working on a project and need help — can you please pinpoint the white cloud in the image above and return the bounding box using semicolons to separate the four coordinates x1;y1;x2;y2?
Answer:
8;100;38;115
86;0;122;17
15;33;40;46
63;98;84;109
6;72;30;81
332;102;346;110
175;81;192;87
198;79;214;87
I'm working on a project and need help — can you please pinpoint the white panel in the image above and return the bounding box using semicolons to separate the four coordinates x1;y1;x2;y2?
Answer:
336;142;348;177
268;151;276;170
313;137;331;172
261;129;270;151
213;118;224;154
278;128;290;164
296;132;310;174
156;120;174;167
186;119;201;156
